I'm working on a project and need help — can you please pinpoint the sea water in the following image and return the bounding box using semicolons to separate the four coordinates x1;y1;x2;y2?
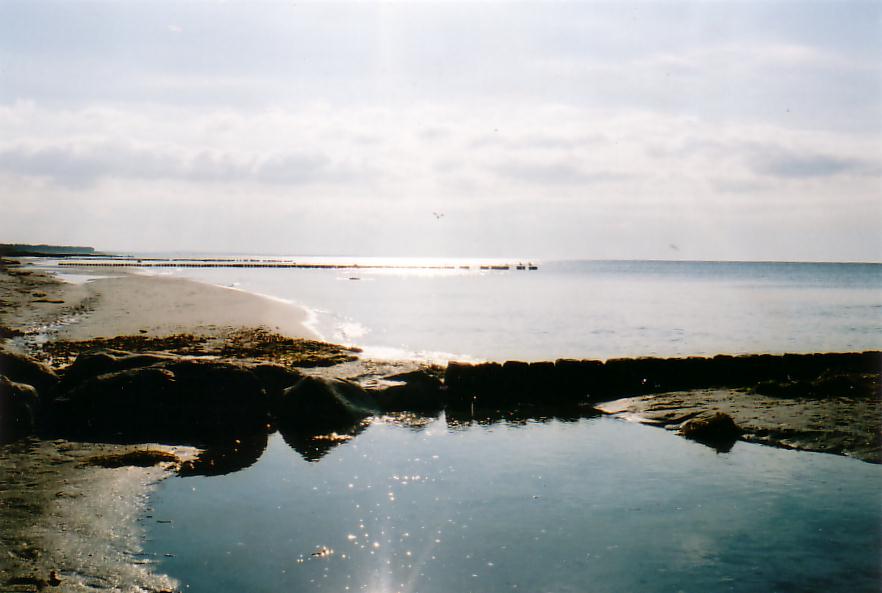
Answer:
108;258;882;362
144;417;882;593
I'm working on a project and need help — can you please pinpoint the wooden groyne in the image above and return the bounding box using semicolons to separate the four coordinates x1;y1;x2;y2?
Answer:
444;351;882;406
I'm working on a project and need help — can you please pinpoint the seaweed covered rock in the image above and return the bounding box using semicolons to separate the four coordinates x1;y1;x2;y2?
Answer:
249;363;303;403
0;375;39;441
679;411;742;452
0;346;59;397
276;376;379;434
57;349;176;393
48;360;269;444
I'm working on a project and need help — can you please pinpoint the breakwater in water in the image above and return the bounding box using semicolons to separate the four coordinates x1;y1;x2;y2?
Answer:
57;259;538;271
444;351;881;406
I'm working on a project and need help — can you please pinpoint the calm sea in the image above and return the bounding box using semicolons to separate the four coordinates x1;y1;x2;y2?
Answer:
104;257;882;362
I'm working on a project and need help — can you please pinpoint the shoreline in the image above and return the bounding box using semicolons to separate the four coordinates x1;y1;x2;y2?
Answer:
1;257;880;591
32;267;320;343
2;257;879;457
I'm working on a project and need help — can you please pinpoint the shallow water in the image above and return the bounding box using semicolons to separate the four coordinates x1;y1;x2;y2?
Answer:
131;259;882;361
145;417;881;593
42;258;882;361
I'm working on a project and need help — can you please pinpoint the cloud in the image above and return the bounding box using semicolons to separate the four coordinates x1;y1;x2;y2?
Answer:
0;141;362;188
490;159;630;186
747;148;871;179
0;102;879;260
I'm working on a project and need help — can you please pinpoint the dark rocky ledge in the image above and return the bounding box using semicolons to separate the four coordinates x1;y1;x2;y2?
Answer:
1;343;879;466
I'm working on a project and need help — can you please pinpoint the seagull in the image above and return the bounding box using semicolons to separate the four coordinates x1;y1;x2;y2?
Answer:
432;212;445;220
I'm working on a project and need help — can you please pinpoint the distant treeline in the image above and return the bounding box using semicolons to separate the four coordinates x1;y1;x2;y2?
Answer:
0;244;95;256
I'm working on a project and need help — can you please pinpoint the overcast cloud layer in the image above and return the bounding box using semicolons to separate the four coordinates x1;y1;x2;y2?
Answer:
1;1;879;261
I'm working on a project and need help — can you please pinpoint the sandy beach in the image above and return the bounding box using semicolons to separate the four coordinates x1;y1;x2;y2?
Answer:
1;263;318;343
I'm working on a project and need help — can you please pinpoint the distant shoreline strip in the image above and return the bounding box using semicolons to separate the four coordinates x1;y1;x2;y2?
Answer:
58;260;539;271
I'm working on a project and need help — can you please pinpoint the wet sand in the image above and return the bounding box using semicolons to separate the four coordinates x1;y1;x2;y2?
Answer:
0;261;317;344
0;438;194;592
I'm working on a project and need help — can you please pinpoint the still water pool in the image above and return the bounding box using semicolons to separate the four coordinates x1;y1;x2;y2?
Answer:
146;417;881;593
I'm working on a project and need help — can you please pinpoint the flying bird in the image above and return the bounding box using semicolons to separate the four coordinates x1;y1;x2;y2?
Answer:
432;212;445;220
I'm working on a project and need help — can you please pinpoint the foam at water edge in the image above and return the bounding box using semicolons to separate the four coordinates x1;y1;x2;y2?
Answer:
358;344;483;365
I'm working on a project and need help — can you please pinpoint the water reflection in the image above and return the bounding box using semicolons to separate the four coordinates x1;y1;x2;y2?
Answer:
272;405;601;464
279;422;367;463
444;402;598;430
178;431;269;477
146;417;882;593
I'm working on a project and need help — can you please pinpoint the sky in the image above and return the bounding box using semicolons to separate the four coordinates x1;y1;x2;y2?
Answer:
0;0;879;261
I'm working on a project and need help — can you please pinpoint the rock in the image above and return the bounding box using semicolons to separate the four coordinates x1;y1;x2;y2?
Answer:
49;366;178;439
276;376;379;434
49;360;269;444
57;349;176;393
60;349;302;402
375;370;444;412
249;363;303;401
0;346;59;397
0;375;39;441
679;411;742;451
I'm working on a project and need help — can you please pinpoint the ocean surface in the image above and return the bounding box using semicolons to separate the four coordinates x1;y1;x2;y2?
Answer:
144;416;882;593
54;257;882;362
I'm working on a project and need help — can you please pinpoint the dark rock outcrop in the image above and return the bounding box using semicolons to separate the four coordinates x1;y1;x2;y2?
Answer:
276;376;379;434
250;363;303;410
0;375;39;441
56;349;176;394
0;346;59;397
48;359;269;444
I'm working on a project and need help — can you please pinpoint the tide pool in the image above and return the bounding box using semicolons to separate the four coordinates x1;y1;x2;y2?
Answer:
145;417;881;593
